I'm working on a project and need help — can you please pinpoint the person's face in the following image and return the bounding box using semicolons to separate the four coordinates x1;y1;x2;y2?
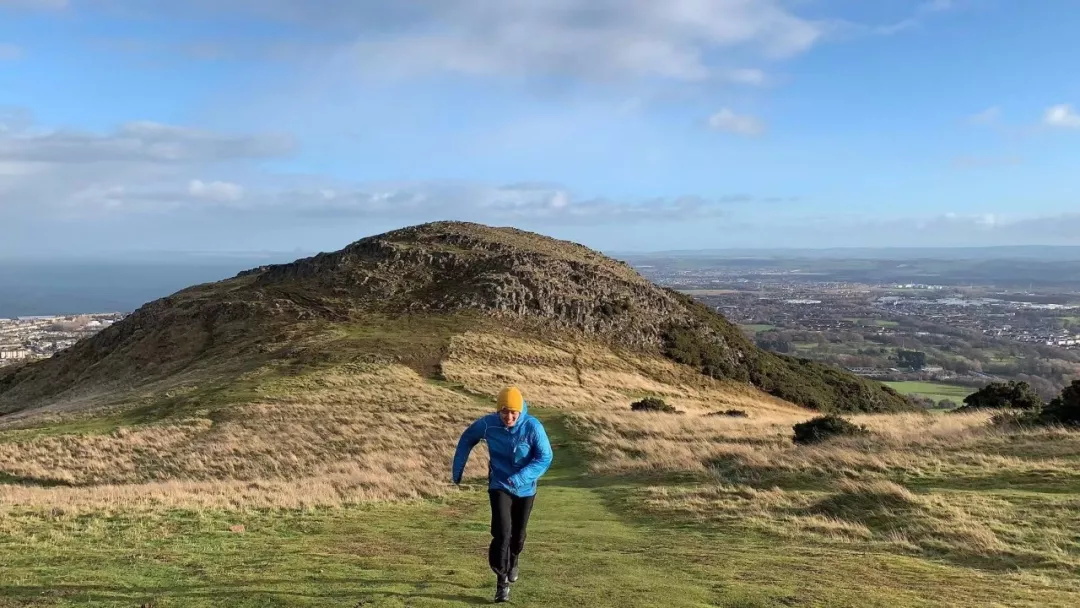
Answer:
498;408;520;427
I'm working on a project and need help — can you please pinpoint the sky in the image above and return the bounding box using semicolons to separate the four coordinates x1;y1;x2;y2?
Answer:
1;0;1079;256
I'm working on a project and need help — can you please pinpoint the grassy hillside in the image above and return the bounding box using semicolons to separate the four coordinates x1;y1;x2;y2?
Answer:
0;322;802;510
1;329;1077;606
0;222;913;418
2;405;1077;607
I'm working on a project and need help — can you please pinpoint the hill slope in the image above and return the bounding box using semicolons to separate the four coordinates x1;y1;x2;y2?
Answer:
0;221;909;417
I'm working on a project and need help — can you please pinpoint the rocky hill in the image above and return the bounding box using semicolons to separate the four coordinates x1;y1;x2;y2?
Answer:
0;221;911;416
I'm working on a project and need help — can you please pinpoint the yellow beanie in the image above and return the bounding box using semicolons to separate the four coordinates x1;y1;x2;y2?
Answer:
497;386;524;412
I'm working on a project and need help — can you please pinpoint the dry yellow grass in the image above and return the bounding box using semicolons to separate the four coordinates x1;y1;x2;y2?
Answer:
442;331;799;414
0;330;799;513
564;408;1080;481
565;407;1080;574
0;363;492;511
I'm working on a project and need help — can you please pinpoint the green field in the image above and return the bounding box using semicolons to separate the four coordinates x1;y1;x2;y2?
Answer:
884;381;975;404
3;410;1078;607
740;324;777;334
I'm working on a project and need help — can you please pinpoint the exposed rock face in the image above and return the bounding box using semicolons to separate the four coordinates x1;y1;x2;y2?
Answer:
247;222;696;350
0;221;912;416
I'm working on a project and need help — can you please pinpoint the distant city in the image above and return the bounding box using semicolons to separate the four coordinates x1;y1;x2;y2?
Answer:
626;253;1080;403
0;313;125;365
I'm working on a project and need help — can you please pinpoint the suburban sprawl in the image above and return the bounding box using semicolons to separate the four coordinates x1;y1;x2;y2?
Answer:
628;252;1080;407
0;313;125;365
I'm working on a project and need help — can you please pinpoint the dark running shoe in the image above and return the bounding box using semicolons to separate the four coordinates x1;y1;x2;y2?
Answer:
494;578;510;603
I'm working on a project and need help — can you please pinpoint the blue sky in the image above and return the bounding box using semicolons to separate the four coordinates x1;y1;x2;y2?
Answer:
1;0;1079;255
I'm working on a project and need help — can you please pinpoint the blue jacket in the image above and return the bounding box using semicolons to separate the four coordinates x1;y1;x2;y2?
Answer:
452;402;553;497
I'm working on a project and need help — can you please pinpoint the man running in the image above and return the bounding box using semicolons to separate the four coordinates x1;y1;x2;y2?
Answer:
452;386;554;603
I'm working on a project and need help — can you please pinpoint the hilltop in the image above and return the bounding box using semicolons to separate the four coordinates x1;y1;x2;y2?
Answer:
0;221;909;419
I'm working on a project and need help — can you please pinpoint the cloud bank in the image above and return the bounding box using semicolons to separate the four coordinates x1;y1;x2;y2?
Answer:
51;0;831;85
0;111;787;225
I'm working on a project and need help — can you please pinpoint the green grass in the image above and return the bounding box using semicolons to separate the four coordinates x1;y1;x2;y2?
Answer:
884;381;974;404
4;410;1078;607
740;324;777;334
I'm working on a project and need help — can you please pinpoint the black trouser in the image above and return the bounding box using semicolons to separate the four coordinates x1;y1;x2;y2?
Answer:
488;489;535;579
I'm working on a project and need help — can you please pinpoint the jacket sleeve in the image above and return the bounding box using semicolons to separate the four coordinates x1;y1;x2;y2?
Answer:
452;418;486;484
508;421;553;488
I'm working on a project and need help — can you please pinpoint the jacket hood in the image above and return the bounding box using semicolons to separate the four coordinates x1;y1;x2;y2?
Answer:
490;400;530;431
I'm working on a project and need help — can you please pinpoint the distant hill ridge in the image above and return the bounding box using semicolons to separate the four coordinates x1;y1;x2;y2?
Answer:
0;221;912;415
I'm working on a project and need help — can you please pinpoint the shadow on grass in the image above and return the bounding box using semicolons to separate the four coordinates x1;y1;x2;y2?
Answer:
906;471;1080;495
0;471;73;487
0;582;490;605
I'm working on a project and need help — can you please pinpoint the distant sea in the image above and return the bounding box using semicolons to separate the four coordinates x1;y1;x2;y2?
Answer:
0;254;309;318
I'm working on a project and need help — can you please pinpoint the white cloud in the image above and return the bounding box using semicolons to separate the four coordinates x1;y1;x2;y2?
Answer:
357;1;822;82
0;112;294;218
16;0;963;87
6;173;791;225
189;179;244;202
0;119;295;163
0;111;788;223
1044;104;1080;129
80;1;823;84
967;106;1001;125
707;108;765;136
830;0;957;40
0;43;23;60
265;182;752;225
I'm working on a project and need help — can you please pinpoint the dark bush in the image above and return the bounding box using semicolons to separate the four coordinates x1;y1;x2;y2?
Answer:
792;415;869;445
707;409;749;418
990;409;1043;428
630;396;676;413
959;381;1042;411
1042;380;1080;426
911;396;936;409
985;380;1080;430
